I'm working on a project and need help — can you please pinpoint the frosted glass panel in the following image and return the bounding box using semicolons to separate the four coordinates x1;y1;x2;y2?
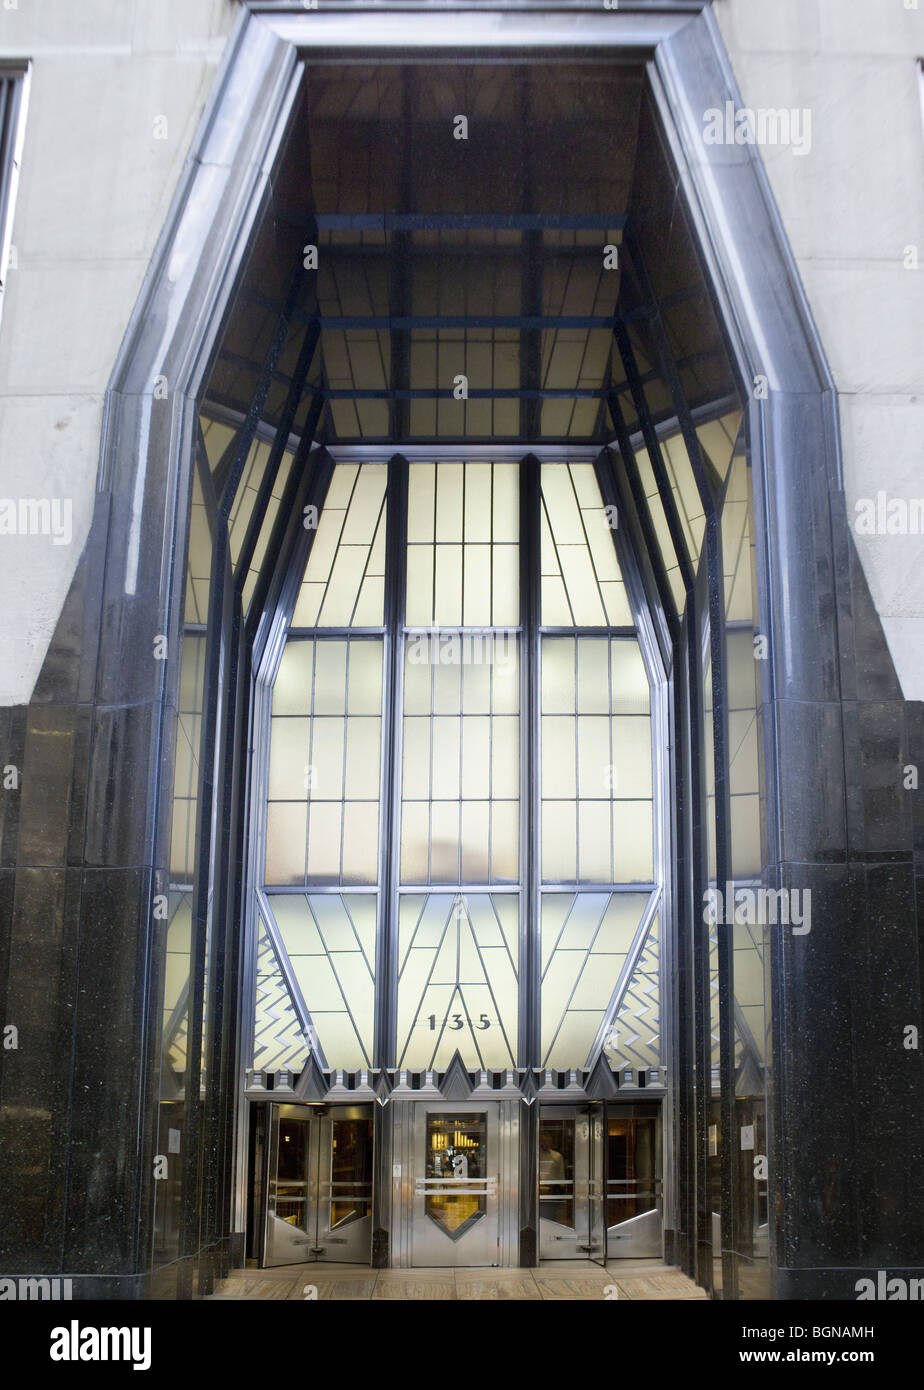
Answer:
540;636;653;883
265;893;376;1069
291;463;387;627
406;461;519;626
396;892;518;1069
540;462;630;626
401;636;520;885
265;638;383;886
170;633;206;880
698;410;742;490
540;891;650;1068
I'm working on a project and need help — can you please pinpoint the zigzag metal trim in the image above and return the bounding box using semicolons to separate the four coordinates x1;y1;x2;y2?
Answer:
608;914;661;1072
252;925;309;1073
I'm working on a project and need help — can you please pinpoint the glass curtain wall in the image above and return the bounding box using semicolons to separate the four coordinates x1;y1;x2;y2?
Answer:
251;453;662;1079
607;157;770;1299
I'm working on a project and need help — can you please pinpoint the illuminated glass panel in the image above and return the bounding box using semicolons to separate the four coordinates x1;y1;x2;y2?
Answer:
540;891;649;1069
697;410;742;493
633;445;686;616
184;467;212;625
241;447;294;617
162;892;192;1078
265;638;384;886
265;893;376;1070
199;415;236;478
170;633;205;880
400;635;519;886
291;463;387;627
406;461;519;627
396;892;518;1069
540;462;630;626
602;913;661;1074
540;637;652;884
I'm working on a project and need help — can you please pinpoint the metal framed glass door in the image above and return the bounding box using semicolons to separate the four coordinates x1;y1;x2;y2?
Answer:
410;1104;500;1267
261;1103;373;1266
538;1103;605;1262
605;1108;662;1258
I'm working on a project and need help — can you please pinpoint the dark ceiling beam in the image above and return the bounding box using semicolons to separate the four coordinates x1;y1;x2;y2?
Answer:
318;315;615;330
325;387;603;399
519;71;542;440
216;340;724;407
389;67;413;443
315;213;627;231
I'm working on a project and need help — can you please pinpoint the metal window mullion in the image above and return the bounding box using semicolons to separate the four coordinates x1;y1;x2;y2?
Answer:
219;264;308;521
376;452;408;1068
233;317;321;588
519;453;541;1068
605;391;678;650
624;235;717;517
180;491;228;1262
706;509;739;1296
612;320;694;592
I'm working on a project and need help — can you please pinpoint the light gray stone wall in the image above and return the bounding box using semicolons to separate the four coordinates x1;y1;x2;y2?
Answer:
1;1;921;700
715;0;924;696
0;0;237;703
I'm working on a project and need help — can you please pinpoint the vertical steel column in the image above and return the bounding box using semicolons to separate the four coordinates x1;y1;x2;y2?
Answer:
377;453;408;1068
518;451;541;1264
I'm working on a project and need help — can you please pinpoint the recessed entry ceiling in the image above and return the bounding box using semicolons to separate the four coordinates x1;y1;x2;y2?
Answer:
203;60;733;447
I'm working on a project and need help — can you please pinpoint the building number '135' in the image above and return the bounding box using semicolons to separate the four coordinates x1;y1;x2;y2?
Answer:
428;1013;490;1031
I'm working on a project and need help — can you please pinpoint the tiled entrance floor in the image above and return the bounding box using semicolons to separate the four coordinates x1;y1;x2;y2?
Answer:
207;1259;707;1301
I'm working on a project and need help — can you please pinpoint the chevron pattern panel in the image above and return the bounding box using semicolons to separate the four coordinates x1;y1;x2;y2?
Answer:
252;923;310;1073
607;912;661;1073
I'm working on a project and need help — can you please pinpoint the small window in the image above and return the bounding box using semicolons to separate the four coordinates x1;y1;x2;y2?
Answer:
0;62;29;332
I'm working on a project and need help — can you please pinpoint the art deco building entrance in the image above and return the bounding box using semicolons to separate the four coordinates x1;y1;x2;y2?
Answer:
118;4;838;1297
241;442;670;1268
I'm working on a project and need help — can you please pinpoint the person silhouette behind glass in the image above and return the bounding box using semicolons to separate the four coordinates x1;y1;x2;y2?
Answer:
540;1130;569;1225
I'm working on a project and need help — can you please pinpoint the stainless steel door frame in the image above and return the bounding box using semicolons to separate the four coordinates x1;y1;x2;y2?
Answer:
410;1103;499;1267
260;1102;373;1266
587;1102;606;1266
390;1099;519;1268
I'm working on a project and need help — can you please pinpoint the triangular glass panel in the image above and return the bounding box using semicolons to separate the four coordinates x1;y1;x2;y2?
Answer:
540;462;631;626
265;893;375;1070
396;893;518;1071
540;891;649;1070
291;462;388;627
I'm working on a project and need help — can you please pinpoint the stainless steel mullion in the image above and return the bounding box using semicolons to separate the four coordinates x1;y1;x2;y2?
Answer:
520;453;541;1068
375;453;408;1067
608;637;615;885
338;639;349;883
